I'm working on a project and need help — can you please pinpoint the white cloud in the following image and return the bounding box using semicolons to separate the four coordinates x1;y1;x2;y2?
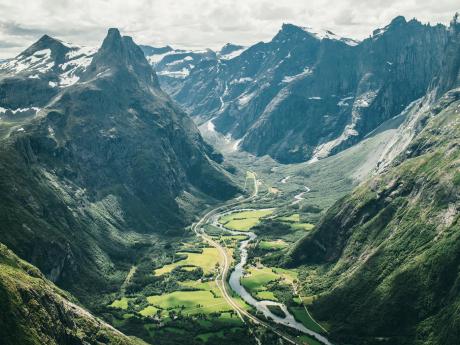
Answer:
0;0;457;58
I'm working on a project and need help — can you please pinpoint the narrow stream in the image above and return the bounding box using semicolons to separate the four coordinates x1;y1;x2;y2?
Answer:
211;211;332;345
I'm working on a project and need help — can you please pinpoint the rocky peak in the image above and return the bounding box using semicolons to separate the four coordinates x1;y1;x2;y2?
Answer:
273;23;317;42
220;43;244;55
84;28;159;88
18;34;70;64
274;23;358;46
434;14;460;97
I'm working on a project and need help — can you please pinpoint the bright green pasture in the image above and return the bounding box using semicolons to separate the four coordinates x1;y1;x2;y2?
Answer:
218;209;274;231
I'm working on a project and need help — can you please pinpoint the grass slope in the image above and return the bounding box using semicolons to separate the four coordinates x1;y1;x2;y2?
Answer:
288;90;460;344
0;242;145;345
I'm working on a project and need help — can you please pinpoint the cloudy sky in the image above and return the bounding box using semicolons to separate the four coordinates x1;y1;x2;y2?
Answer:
0;0;458;58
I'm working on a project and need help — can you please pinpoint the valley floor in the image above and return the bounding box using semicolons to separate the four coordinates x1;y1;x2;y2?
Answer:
96;112;415;344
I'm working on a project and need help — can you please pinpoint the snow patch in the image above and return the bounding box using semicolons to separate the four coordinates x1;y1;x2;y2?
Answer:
219;47;246;60
0;107;40;115
2;48;54;73
231;77;253;84
337;96;354;107
157;68;190;78
299;26;360;46
238;90;257;107
282;67;312;83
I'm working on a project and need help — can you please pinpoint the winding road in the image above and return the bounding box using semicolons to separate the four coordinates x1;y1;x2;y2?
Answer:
191;173;331;345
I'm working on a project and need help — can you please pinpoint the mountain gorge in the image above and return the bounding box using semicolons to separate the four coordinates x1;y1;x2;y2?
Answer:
146;17;448;163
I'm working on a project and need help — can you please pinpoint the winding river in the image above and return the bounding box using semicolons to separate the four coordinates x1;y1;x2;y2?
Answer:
211;211;332;345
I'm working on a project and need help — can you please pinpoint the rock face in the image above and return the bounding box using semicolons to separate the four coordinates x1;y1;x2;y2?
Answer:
287;17;460;345
0;243;146;345
148;17;448;163
0;29;238;299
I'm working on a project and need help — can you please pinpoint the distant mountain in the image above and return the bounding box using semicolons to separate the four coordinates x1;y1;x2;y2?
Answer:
149;17;448;163
0;28;239;301
141;44;216;79
0;243;147;345
287;16;460;345
0;35;96;110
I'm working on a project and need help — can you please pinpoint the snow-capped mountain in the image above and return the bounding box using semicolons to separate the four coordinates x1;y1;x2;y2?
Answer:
0;35;96;87
147;18;449;163
0;35;96;115
141;45;216;79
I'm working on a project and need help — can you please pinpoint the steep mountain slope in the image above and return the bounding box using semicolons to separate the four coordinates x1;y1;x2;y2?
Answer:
0;242;147;345
287;17;460;345
151;17;448;163
0;28;238;301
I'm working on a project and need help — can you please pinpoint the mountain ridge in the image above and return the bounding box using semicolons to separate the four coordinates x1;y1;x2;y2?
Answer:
286;16;460;344
146;17;449;163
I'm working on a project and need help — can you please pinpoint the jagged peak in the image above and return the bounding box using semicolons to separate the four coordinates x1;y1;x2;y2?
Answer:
19;33;70;58
219;43;244;55
83;28;159;88
390;15;407;26
275;23;359;46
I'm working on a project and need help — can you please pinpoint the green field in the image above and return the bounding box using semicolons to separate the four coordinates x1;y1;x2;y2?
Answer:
290;306;326;334
272;267;298;283
146;290;232;315
219;235;248;248
241;266;280;296
139;305;159;317
291;223;315;231
154;247;220;275
218;209;274;231
258;240;288;250
277;213;314;231
109;297;130;310
278;214;300;222
255;290;277;301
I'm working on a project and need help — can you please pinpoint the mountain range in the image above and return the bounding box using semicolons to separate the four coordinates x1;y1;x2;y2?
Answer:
144;17;448;163
0;11;459;345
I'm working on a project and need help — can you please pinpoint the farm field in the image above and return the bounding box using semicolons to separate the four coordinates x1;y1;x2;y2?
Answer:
218;209;274;231
277;213;315;231
241;266;280;298
258;239;288;250
154;247;220;275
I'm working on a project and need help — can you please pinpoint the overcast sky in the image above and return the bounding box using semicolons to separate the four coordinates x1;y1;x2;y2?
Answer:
0;0;458;58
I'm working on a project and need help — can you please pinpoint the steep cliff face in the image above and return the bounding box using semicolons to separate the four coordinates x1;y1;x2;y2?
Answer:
0;29;238;300
287;18;460;345
150;17;448;163
0;243;146;345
